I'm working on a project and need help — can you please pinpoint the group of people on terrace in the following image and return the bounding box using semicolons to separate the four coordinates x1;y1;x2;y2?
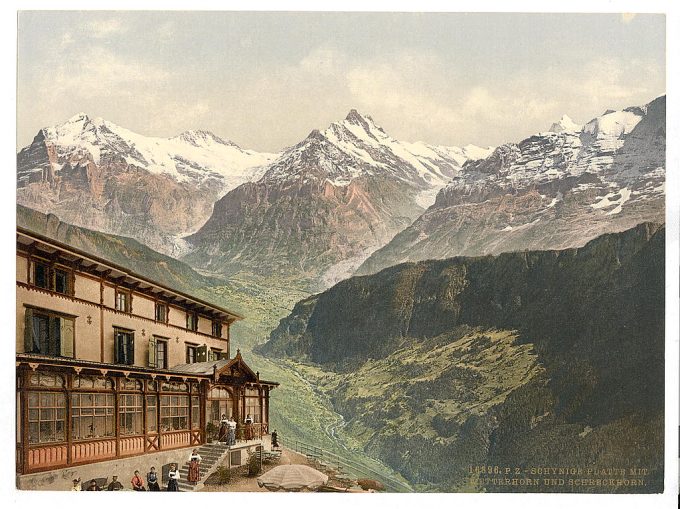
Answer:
217;413;258;444
71;449;203;492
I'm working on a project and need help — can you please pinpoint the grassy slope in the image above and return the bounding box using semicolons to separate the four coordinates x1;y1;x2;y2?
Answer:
287;328;543;491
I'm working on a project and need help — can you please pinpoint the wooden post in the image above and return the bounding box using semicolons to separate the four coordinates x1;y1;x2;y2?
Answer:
258;387;263;434
99;276;105;363
66;372;72;466
114;378;120;458
142;380;148;452
20;370;29;474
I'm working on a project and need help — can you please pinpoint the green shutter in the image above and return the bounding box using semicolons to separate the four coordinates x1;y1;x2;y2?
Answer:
60;318;74;358
196;345;207;362
148;336;157;368
24;308;34;353
114;332;120;363
129;333;135;365
49;317;60;357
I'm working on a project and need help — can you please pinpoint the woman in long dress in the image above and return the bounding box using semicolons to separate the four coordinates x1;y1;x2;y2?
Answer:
218;414;228;443
188;449;202;484
227;416;236;446
167;464;180;491
245;414;253;440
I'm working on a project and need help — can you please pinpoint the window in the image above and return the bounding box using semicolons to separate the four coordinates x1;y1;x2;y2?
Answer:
148;336;168;369
114;329;134;365
186;344;197;364
115;290;130;313
156;339;167;369
33;261;50;289
191;396;200;430
119;394;143;436
186;312;198;331
208;348;223;362
27;391;66;444
32;262;72;295
71;392;115;440
54;268;70;294
146;395;158;433
212;320;222;338
208;388;233;427
24;308;75;358
155;302;168;323
160;395;189;431
245;388;261;423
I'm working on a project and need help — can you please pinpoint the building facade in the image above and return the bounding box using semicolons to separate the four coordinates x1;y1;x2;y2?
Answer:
16;228;277;484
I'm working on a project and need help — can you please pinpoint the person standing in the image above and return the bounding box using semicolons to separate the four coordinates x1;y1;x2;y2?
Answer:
131;470;146;491
167;464;180;491
218;413;228;443
188;449;202;484
245;414;253;440
71;478;82;491
227;415;236;446
147;466;160;491
271;429;279;449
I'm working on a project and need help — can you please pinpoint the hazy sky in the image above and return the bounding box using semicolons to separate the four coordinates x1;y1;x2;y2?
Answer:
17;11;665;152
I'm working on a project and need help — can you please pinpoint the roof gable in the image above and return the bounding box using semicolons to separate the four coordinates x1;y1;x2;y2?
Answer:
215;349;259;382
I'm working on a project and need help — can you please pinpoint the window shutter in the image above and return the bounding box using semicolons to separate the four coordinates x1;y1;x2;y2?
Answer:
130;333;135;365
24;308;34;353
60;318;74;358
196;345;207;362
114;332;121;363
148;336;157;368
49;316;60;357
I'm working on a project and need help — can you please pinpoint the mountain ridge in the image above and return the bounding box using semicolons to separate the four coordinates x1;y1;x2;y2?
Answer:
258;222;664;492
182;111;492;287
356;95;665;276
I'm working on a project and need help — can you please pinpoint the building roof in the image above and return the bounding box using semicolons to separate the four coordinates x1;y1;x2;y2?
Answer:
17;227;243;322
169;350;279;386
16;352;279;387
169;359;230;375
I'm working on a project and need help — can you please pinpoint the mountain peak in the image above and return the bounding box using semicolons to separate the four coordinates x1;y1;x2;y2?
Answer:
549;114;580;133
66;112;90;123
175;129;235;147
344;109;376;127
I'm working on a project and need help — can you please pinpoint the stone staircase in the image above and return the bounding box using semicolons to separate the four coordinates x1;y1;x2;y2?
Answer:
176;443;230;492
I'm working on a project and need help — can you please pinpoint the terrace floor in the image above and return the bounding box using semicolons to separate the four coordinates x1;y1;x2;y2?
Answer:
199;447;308;492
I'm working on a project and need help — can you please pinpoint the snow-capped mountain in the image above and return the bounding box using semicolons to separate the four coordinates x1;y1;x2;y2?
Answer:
18;113;276;190
16;113;277;255
549;114;580;134
183;110;492;287
357;95;665;276
261;109;492;207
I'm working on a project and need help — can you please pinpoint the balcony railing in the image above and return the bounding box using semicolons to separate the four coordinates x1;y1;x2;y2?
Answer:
287;439;413;493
